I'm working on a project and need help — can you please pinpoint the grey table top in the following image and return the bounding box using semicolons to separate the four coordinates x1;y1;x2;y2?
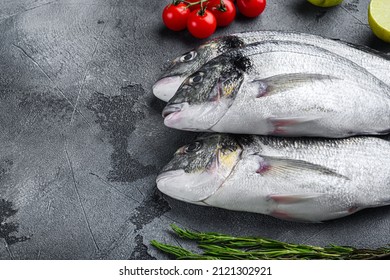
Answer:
1;0;389;260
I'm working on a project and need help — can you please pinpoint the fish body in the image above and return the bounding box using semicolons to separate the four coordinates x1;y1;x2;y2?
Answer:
162;40;390;138
153;31;390;102
156;134;390;222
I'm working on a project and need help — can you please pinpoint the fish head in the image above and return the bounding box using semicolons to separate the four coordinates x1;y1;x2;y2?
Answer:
153;36;245;102
162;55;250;131
156;134;242;204
153;44;216;102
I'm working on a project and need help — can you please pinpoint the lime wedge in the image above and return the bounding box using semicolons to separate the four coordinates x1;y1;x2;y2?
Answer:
307;0;343;7
368;0;390;43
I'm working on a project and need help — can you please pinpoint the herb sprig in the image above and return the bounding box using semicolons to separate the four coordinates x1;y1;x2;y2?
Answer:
151;224;390;260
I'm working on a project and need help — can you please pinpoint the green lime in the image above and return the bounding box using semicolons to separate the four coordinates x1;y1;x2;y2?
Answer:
368;0;390;43
307;0;344;8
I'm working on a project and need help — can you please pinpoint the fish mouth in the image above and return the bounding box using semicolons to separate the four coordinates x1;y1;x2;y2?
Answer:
162;103;184;118
163;101;226;132
156;169;185;184
152;76;184;102
156;169;185;201
156;169;209;205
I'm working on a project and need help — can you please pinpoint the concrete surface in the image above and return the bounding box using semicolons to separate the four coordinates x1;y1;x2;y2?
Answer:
0;0;389;260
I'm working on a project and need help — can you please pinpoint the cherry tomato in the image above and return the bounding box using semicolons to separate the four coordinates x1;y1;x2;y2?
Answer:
210;0;236;27
188;0;220;11
236;0;266;18
187;0;201;11
207;0;222;6
187;9;217;39
162;3;190;31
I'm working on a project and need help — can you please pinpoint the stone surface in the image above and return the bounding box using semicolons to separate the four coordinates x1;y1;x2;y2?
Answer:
0;0;389;259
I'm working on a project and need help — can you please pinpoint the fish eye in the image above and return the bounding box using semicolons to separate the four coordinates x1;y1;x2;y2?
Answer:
180;51;197;62
190;72;204;84
185;141;202;153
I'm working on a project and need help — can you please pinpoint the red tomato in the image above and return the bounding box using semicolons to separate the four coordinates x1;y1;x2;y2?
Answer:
236;0;266;18
162;3;190;31
187;9;217;39
207;0;222;6
210;0;236;27
187;0;201;11
188;0;219;11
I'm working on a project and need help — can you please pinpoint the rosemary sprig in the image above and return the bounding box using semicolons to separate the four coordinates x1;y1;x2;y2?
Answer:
151;224;390;260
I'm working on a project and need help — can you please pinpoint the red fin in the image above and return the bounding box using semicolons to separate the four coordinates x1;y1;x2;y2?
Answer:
268;193;323;204
271;210;291;220
270;210;317;223
269;195;301;204
348;206;360;213
273;119;299;127
271;119;299;135
269;116;321;135
256;161;271;174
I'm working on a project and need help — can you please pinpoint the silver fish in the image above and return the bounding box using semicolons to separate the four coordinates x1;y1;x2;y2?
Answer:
162;40;390;138
153;31;390;102
156;134;390;222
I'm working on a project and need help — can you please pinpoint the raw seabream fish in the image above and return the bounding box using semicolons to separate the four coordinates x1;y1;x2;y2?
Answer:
153;31;390;101
156;134;390;222
162;40;390;138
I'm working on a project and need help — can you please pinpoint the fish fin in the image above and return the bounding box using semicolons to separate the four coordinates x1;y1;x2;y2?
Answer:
371;198;390;207
377;128;390;135
347;206;361;213
267;193;324;204
270;210;320;223
335;39;390;61
381;199;390;205
270;210;292;220
255;154;349;180
253;73;338;98
268;116;321;135
334;201;390;218
325;207;363;220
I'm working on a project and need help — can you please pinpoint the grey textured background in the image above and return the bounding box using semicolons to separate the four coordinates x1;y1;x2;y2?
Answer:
0;0;389;260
